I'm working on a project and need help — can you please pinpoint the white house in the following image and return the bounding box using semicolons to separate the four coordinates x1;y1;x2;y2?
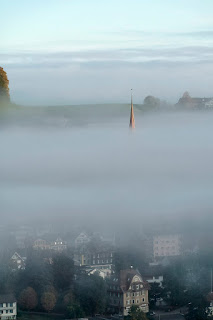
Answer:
10;252;26;271
0;295;17;320
144;275;164;287
51;237;67;251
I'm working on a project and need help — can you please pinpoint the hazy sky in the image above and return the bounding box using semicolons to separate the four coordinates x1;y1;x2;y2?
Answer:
2;0;213;105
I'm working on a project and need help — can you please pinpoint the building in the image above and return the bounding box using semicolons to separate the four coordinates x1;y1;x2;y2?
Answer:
153;234;181;258
90;248;114;269
10;252;26;271
74;233;90;248
176;92;213;109
51;237;67;251
107;268;149;316
0;294;17;320
33;239;50;250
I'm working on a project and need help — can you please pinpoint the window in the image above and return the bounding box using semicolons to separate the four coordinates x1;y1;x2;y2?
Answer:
136;285;139;289
142;298;145;302
93;260;95;264
132;293;135;297
10;303;13;307
97;260;100;264
126;293;129;297
136;292;139;296
127;300;130;305
10;310;13;313
136;300;139;303
132;300;135;304
0;304;2;307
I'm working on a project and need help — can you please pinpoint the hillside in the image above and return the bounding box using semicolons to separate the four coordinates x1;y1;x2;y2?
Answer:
0;103;143;127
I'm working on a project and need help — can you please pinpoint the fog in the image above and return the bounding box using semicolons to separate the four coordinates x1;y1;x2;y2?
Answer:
1;109;213;235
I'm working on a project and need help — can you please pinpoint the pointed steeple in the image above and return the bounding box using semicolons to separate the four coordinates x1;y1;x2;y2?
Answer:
129;89;135;129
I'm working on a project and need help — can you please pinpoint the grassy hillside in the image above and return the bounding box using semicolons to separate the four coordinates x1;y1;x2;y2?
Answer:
0;103;143;127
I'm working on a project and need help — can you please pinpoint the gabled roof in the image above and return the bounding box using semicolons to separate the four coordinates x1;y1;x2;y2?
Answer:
11;252;23;261
0;294;16;303
120;269;143;291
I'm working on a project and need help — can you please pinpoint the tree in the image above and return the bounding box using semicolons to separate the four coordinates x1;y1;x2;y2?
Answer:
185;294;209;320
18;287;38;310
52;254;74;291
63;291;74;307
75;274;108;315
0;67;10;101
66;302;85;319
127;305;148;320
41;291;57;312
143;96;160;110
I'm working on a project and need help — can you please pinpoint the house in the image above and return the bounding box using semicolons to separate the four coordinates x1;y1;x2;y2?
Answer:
74;233;90;248
10;252;26;271
74;245;114;269
176;92;213;109
153;234;181;258
33;239;50;250
0;294;17;320
143;265;164;287
51;237;67;252
90;248;114;269
107;268;149;316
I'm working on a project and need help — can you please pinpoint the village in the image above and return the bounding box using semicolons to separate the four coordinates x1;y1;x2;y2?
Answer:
0;221;213;320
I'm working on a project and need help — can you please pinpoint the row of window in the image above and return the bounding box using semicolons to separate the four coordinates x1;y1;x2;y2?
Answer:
0;303;14;308
126;291;145;297
92;259;113;264
93;253;113;258
155;239;178;244
0;310;14;314
109;292;120;297
155;246;177;250
109;285;120;290
155;252;178;256
129;284;143;290
126;298;145;304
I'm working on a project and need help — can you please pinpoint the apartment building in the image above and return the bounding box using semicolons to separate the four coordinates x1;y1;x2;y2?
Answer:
153;234;181;258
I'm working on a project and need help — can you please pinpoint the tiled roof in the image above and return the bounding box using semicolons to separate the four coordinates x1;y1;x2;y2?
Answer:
0;294;16;303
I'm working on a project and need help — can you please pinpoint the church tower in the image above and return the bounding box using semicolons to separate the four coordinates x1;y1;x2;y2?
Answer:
129;89;135;129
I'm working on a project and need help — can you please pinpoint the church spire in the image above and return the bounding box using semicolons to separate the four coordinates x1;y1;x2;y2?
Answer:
129;89;135;129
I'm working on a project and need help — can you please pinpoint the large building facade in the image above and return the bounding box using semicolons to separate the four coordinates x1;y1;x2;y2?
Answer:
153;234;181;258
107;269;149;316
